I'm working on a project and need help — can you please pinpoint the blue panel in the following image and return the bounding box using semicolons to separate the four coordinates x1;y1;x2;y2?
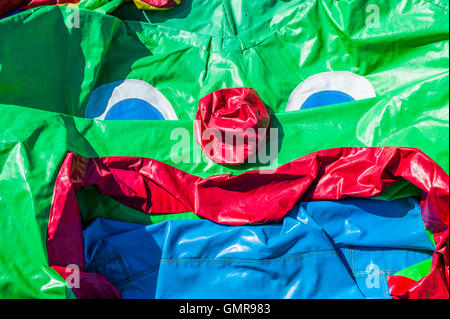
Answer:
105;99;165;120
299;198;434;251
83;197;434;299
302;90;355;109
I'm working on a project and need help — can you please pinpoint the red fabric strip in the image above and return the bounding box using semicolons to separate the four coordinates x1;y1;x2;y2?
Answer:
21;0;79;10
21;0;182;11
47;147;449;298
137;0;183;8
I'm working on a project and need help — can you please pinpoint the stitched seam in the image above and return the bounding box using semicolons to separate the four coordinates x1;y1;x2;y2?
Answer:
160;250;337;265
353;270;397;275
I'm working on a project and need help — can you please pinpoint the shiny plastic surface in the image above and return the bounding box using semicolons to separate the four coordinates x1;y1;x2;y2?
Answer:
0;0;448;298
194;88;272;165
83;198;434;299
47;147;448;298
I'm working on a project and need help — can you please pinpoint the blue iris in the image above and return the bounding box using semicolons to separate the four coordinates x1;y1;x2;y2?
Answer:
105;99;165;120
302;90;355;109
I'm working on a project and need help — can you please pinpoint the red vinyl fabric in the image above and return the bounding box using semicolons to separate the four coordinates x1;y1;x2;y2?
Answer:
136;0;183;8
48;147;449;298
22;0;79;9
1;0;182;14
0;0;26;16
194;87;272;165
388;231;449;299
0;1;80;18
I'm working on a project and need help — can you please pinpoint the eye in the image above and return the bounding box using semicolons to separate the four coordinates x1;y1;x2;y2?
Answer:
286;71;376;111
85;79;177;120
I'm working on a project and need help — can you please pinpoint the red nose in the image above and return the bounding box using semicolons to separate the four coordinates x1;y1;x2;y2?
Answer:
194;87;272;165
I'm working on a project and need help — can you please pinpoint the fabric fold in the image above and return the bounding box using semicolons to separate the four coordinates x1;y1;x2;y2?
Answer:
47;146;449;298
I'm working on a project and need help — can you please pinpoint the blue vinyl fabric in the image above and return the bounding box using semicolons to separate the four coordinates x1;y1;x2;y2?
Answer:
301;90;355;109
83;198;435;299
105;99;165;120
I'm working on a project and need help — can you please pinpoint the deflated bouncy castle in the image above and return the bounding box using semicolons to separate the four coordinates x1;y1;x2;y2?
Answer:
0;0;448;299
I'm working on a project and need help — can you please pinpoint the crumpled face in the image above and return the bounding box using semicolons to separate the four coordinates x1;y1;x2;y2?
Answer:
0;0;448;300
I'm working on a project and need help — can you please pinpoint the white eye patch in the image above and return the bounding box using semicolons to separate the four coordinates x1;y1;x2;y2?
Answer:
286;71;376;111
85;79;177;120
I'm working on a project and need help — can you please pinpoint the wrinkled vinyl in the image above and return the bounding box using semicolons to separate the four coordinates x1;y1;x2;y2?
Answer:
0;0;448;298
83;198;435;299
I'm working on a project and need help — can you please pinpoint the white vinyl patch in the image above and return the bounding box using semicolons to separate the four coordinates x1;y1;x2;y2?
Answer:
286;71;376;111
85;79;177;120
